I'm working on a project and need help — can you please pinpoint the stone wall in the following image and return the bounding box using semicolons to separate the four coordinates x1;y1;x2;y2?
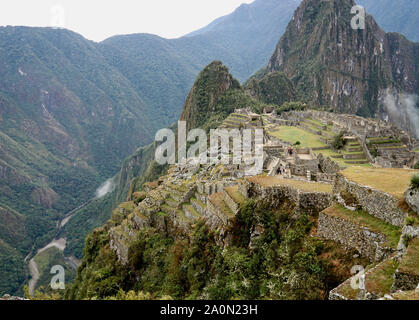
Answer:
318;212;395;262
264;145;283;158
247;182;332;216
405;187;419;214
333;173;407;227
223;191;240;213
316;172;336;183
317;153;342;173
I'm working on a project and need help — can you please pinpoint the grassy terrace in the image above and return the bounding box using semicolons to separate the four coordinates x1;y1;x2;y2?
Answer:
393;290;419;300
322;205;401;248
398;238;419;276
315;149;371;168
267;125;328;148
209;192;235;218
337;258;399;299
224;185;246;204
365;259;399;296
183;204;201;219
366;137;401;144
190;196;205;208
246;175;333;193
306;118;326;128
176;209;193;222
341;167;418;199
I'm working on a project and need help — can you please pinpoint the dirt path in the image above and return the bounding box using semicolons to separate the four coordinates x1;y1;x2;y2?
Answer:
27;238;67;295
28;259;39;295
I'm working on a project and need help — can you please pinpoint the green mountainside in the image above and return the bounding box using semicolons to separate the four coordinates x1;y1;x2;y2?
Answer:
0;27;156;294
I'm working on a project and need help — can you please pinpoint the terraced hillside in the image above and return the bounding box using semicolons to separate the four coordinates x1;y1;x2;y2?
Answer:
265;115;372;168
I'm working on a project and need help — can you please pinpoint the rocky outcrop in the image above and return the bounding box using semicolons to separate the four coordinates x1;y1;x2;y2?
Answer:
405;187;419;214
247;179;333;216
30;187;59;209
392;238;419;292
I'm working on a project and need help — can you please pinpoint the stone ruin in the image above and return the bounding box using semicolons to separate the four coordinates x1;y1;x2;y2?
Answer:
265;109;418;169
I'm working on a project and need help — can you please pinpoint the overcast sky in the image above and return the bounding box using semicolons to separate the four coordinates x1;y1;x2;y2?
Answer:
0;0;255;42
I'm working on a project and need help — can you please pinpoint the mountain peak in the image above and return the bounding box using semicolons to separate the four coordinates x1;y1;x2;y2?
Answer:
266;0;418;136
180;61;241;130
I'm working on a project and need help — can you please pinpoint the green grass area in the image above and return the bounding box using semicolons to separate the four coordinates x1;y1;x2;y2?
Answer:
247;175;333;193
302;120;321;132
314;149;372;168
224;185;246;204
341;167;418;198
398;238;419;276
209;193;235;218
33;246;76;292
322;205;401;248
366;137;401;145
306;118;326;127
337;258;398;299
365;259;399;296
230;113;248;119
267;126;328;148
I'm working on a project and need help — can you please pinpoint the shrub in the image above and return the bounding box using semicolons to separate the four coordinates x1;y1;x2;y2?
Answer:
402;234;412;247
332;131;345;150
413;162;419;169
411;174;419;189
405;216;418;226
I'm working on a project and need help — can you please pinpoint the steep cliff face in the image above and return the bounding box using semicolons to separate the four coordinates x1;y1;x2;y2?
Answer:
245;71;297;106
267;0;418;136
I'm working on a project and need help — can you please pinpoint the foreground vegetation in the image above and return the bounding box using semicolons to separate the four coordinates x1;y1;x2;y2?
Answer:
64;200;367;300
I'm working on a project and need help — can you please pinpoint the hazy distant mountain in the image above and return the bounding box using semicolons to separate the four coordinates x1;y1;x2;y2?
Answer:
357;0;419;42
